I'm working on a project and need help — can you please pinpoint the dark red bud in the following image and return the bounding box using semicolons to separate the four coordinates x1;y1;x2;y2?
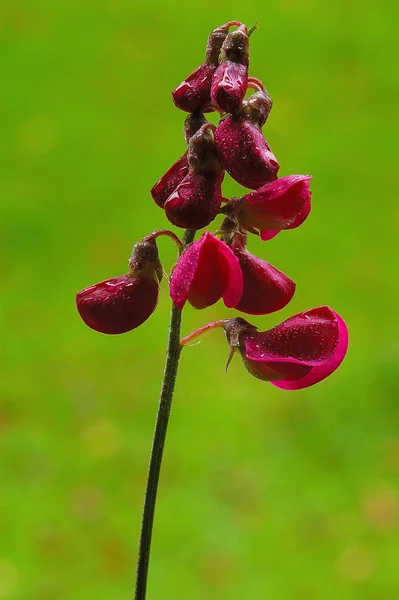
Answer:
187;123;221;174
215;115;279;189
219;27;249;66
211;62;248;114
211;27;249;113
164;170;224;230
76;239;161;335
205;23;231;64
172;63;215;114
172;23;231;114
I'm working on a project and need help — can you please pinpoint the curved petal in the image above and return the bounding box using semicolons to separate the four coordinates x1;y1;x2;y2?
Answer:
241;174;312;231
272;311;348;390
170;232;243;310
259;229;281;241
169;236;203;310
217;242;244;308
233;249;295;315
76;275;159;335
242;307;348;389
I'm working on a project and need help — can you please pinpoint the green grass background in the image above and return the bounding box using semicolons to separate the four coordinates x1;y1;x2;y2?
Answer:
1;0;398;598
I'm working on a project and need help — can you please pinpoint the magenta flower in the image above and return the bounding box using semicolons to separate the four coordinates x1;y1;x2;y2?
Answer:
76;239;162;335
211;26;249;113
164;124;224;229
224;307;348;390
214;110;279;189
170;231;243;309
227;174;312;240
231;241;296;315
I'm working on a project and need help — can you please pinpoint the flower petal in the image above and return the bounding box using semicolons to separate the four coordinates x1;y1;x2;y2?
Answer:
169;232;243;310
233;249;295;315
241;174;312;231
76;275;159;335
242;307;348;389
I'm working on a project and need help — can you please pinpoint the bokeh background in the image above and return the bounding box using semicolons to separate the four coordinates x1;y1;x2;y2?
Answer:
1;0;398;598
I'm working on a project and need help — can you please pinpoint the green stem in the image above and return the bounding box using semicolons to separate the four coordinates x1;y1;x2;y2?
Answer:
134;229;195;600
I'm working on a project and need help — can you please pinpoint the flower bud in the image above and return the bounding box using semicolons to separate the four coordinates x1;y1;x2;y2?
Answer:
223;307;348;390
170;231;243;310
211;27;249;113
151;113;208;208
172;23;231;113
76;239;162;335
214;111;279;189
164;124;224;229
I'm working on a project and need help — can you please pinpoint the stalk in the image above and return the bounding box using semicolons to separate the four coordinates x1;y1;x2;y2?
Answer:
134;229;195;600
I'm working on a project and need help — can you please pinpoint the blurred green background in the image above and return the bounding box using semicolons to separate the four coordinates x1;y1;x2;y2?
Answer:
1;0;398;598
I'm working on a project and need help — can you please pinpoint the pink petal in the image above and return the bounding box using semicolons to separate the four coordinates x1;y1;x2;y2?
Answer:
241;174;312;231
243;307;348;389
272;311;348;390
169;232;243;310
260;229;281;241
76;275;159;335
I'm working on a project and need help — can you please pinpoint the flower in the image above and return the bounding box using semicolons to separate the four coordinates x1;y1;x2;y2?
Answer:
172;23;231;113
214;94;279;189
224;306;348;390
230;239;296;315
164;124;224;229
76;239;162;334
210;26;249;113
227;174;312;240
170;231;243;309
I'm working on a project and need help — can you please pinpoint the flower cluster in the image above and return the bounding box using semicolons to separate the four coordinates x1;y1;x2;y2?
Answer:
76;21;348;390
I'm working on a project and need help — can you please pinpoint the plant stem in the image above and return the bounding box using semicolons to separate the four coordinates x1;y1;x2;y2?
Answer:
134;229;195;600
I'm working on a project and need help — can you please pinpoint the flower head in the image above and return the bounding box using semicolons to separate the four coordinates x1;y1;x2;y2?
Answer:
76;239;162;334
224;307;348;390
